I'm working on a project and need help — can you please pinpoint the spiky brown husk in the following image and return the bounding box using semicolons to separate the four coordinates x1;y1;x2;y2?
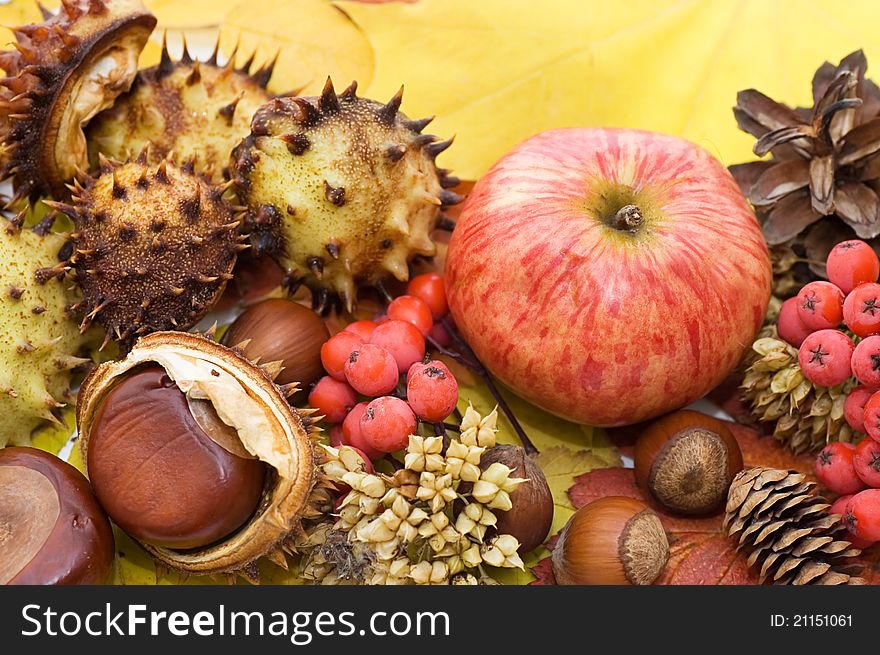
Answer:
0;217;89;446
77;331;332;581
87;38;274;182
725;467;864;584
0;0;156;203
232;79;460;313
43;154;243;350
741;327;861;453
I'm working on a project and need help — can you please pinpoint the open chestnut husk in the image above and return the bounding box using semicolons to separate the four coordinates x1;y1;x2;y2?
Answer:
480;445;553;553
78;331;331;580
551;496;669;585
634;410;743;515
0;447;114;585
223;298;329;387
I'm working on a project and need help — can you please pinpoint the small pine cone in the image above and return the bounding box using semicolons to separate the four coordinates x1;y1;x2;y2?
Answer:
742;330;861;453
459;404;499;448
445;440;484;482
724;467;864;585
404;435;445;472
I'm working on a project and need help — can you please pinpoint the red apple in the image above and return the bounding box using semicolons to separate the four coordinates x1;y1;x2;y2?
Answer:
445;128;771;426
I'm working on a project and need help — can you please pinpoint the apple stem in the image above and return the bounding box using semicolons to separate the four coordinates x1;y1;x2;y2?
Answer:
440;317;539;455
612;204;643;231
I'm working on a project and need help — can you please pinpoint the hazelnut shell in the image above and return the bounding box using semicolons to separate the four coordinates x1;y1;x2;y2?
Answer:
0;447;114;585
634;410;743;515
552;496;669;585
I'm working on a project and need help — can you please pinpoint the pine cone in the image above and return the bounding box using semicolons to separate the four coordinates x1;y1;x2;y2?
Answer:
741;327;860;453
724;467;864;585
731;50;880;292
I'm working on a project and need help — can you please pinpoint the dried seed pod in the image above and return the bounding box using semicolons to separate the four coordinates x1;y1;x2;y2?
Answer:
52;156;241;350
0;447;114;585
0;0;157;202
232;79;460;312
87;37;274;181
1;219;89;447
223;298;329;387
479;444;552;552
551;496;669;585
77;331;330;579
634;410;744;515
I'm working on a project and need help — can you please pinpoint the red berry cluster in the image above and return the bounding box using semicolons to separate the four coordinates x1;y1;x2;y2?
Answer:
307;273;459;461
817;441;880;548
777;241;880;436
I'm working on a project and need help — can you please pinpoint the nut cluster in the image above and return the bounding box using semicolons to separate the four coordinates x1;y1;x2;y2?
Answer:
301;406;526;585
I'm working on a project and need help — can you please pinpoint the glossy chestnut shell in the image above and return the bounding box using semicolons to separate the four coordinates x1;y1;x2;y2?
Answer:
87;365;266;549
0;447;114;585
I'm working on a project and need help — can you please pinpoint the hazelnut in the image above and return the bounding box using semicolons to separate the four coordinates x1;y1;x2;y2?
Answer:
634;410;743;515
223;298;329;387
0;447;114;585
480;444;553;552
552;496;669;585
87;365;266;549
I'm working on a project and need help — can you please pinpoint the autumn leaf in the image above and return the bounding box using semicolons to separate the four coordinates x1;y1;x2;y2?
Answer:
145;0;243;29
218;0;374;95
336;0;880;180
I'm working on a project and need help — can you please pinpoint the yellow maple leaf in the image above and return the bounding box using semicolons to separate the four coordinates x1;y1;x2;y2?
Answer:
337;0;880;180
145;0;242;29
218;0;374;95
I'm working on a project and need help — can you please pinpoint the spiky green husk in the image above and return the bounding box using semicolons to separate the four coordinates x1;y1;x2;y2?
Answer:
87;39;274;182
0;0;156;203
232;79;460;313
0;220;88;446
46;154;243;350
741;327;861;453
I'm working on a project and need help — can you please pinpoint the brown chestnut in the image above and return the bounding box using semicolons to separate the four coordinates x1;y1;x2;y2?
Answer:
223;298;329;387
87;365;266;549
634;410;743;515
0;447;114;585
551;496;668;585
480;445;553;553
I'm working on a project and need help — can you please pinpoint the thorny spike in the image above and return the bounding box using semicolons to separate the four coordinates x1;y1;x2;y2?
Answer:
238;50;256;75
159;33;174;76
339;80;357;100
208;37;221;66
440;174;461;189
312;287;330;315
292;97;321;126
323;181;345;206
319;77;339;114
439;190;463;206
252;52;278;89
43;200;78;220
386;144;406;162
376;86;404;125
265;548;289;571
260;360;284;381
32;214;54;236
37;2;53;19
426;137;454;158
186;60;201;86
325;240;340;259
97;152;114;173
436;215;456;232
308;256;324;279
413;133;437;148
180;36;193;65
156;160;169;183
218;95;241;126
279;383;299;398
406;116;434;133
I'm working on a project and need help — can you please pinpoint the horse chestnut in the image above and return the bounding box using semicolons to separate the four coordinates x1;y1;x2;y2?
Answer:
223;298;330;387
0;447;114;585
87;365;266;549
634;410;743;515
